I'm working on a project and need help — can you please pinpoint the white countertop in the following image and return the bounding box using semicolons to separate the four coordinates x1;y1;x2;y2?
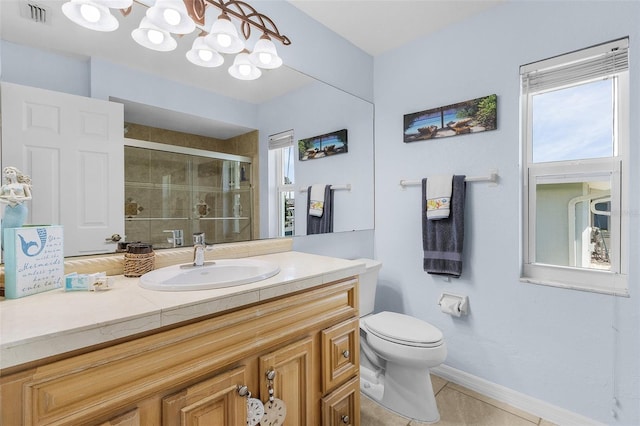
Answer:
0;251;365;370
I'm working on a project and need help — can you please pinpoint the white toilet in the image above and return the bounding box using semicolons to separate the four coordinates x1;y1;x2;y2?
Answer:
356;258;447;423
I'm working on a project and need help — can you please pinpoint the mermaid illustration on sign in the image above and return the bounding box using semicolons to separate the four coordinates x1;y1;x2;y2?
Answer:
1;166;33;249
17;227;48;257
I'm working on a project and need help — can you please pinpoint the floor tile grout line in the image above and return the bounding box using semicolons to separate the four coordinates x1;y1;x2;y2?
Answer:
434;380;449;396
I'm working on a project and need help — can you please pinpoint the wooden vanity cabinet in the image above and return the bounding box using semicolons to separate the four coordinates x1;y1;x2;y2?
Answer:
0;278;360;426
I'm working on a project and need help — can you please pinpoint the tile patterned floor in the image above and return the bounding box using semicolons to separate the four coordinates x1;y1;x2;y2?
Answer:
360;375;557;426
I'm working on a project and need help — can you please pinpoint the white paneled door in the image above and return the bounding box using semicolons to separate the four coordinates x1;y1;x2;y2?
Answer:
1;82;124;256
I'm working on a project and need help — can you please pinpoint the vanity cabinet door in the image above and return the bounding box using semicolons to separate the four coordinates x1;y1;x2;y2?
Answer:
321;376;360;426
97;409;141;426
259;337;315;426
162;366;247;426
321;317;360;393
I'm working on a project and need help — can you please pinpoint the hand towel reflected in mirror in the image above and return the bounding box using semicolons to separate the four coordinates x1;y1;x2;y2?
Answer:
307;184;333;234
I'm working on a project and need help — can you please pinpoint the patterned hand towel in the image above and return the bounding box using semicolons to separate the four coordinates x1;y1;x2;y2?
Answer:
309;184;326;217
426;175;452;220
422;175;466;277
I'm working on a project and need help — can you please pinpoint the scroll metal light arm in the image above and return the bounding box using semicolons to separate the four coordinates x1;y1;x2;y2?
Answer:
123;0;291;46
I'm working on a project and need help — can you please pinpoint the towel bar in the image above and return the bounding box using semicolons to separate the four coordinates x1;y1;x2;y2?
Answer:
299;184;351;192
399;170;498;188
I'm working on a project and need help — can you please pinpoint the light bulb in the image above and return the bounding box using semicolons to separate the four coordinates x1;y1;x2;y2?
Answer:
217;33;232;48
198;49;213;62
147;29;164;45
80;3;100;23
258;52;271;65
187;36;223;67
145;0;194;34
163;8;181;26
132;17;176;51
248;35;282;69
63;0;119;31
238;64;252;76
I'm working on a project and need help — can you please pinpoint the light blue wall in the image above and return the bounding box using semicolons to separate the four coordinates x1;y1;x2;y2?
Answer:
373;1;639;424
89;58;258;129
1;41;90;96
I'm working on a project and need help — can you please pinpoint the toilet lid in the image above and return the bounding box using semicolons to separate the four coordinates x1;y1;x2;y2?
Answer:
364;311;443;347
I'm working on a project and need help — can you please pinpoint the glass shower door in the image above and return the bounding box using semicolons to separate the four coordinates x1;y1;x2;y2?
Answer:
124;143;252;248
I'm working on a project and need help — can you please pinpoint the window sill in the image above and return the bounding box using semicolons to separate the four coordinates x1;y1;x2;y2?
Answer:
520;275;629;297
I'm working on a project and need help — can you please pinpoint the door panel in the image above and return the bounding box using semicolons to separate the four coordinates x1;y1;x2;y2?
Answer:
1;82;124;255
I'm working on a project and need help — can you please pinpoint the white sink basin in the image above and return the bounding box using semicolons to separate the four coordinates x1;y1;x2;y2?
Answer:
139;258;280;291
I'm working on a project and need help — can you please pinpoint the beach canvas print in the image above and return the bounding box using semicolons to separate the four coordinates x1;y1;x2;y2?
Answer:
298;129;348;161
403;94;497;143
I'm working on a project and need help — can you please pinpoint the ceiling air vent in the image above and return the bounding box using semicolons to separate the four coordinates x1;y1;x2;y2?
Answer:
19;2;51;25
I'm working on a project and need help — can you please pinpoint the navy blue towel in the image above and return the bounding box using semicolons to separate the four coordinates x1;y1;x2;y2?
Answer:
422;175;466;277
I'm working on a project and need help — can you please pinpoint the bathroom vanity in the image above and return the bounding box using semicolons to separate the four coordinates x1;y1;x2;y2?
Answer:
0;244;363;425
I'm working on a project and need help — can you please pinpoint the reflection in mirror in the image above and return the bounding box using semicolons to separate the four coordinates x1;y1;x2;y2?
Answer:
261;81;374;238
0;0;374;258
124;141;254;249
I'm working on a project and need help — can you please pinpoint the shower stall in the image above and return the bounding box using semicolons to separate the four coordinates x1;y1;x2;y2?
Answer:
124;140;253;248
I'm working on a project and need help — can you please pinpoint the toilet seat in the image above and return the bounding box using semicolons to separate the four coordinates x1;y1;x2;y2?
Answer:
364;311;443;348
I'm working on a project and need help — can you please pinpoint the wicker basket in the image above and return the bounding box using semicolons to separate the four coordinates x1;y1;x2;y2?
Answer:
124;252;155;277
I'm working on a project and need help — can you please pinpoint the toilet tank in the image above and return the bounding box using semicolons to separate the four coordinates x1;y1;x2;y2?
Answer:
354;258;382;317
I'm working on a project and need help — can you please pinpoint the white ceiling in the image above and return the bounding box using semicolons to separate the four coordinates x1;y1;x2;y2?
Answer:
1;0;503;137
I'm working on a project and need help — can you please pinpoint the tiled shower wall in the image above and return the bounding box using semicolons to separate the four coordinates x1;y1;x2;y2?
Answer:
123;123;259;247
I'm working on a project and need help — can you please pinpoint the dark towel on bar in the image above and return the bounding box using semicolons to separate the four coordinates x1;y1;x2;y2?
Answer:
422;175;466;277
307;185;334;234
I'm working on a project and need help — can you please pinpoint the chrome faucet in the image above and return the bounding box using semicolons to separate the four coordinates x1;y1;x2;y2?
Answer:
193;232;206;266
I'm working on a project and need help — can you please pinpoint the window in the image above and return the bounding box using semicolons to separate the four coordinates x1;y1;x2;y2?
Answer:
520;38;629;295
268;130;296;237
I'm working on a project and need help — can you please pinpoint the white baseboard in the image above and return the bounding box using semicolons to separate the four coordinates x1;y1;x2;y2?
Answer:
431;364;605;426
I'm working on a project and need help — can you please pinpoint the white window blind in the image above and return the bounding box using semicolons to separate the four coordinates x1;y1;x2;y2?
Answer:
269;130;294;150
521;38;628;93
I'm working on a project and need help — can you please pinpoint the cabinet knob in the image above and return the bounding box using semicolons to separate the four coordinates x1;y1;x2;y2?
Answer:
342;350;350;358
266;369;276;380
237;385;249;397
341;414;350;424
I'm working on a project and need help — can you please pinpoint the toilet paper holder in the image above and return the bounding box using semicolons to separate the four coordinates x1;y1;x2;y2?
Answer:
438;292;469;316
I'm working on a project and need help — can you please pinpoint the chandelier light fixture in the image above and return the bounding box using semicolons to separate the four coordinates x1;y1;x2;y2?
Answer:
61;0;291;81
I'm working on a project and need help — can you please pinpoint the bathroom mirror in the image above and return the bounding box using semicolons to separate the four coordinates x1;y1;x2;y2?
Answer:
0;0;374;256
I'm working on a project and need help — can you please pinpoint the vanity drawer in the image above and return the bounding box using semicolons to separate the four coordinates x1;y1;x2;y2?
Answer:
321;317;360;393
321;376;360;426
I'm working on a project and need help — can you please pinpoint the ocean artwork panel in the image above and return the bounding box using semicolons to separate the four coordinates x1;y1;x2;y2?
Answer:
403;94;497;143
298;129;348;161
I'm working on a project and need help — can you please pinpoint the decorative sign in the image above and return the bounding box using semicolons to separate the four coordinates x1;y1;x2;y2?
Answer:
403;94;497;143
3;226;64;299
298;129;348;161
